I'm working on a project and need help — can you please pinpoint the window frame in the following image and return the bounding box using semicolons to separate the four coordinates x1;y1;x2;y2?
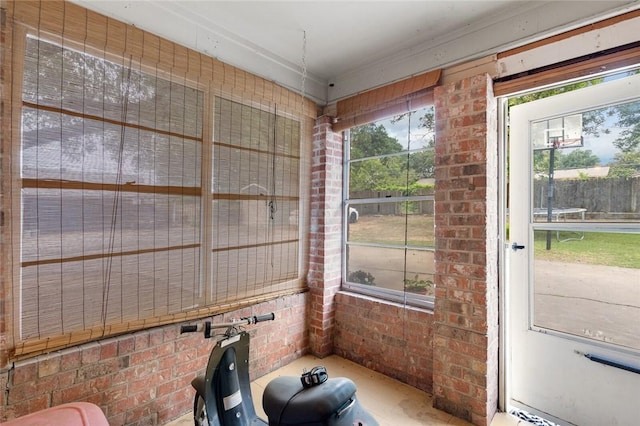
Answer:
341;114;436;310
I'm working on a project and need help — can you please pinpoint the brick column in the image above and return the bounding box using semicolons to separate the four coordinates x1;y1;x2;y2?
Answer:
307;116;343;357
432;74;499;425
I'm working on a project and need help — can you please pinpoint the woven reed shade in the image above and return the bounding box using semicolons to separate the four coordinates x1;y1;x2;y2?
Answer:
333;69;441;132
19;33;204;345
210;96;302;304
4;0;312;360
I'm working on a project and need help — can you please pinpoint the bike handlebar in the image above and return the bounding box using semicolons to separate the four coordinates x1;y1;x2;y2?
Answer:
180;313;275;336
249;313;275;323
180;325;198;333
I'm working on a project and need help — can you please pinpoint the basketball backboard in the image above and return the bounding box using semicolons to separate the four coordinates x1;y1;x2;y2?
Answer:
531;113;583;150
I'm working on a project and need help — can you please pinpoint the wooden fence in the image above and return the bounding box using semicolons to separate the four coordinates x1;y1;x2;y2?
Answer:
533;176;640;219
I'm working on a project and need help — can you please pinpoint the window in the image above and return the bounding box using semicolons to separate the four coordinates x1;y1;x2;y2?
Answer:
343;107;436;308
211;97;302;303
14;33;306;356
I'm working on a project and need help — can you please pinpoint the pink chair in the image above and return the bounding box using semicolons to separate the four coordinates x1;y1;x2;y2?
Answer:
4;402;109;426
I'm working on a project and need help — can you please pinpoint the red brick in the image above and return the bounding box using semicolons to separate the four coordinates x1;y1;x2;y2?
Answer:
100;341;118;360
11;362;37;385
82;344;101;365
60;350;82;371
38;356;61;377
433;74;497;425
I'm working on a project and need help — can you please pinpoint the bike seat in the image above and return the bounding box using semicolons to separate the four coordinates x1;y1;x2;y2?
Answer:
263;376;357;425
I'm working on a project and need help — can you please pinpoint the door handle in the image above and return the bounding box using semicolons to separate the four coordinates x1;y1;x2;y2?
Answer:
511;242;525;251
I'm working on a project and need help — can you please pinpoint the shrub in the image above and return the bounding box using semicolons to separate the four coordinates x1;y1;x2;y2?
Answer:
348;270;376;285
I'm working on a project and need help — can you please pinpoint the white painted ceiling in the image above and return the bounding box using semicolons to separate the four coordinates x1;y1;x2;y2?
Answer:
72;1;640;104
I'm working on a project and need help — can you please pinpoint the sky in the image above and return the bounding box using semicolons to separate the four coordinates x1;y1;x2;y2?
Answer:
377;106;434;151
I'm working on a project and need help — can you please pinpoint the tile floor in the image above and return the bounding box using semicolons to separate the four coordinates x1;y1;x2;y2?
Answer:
165;354;521;426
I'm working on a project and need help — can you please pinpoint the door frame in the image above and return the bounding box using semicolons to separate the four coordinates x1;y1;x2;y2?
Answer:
498;71;640;423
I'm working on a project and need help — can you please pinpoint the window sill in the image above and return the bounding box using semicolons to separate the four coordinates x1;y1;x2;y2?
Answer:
337;288;435;312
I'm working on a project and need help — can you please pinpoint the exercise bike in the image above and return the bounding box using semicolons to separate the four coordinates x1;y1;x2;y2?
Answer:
180;313;378;426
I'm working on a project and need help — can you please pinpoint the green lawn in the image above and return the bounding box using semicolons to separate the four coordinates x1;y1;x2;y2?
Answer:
533;230;640;269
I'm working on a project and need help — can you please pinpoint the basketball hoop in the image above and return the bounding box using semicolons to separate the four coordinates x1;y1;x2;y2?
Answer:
532;113;583;150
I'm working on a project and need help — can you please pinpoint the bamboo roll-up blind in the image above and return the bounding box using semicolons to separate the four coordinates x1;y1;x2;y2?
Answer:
5;1;313;360
333;69;441;132
211;96;303;303
19;32;204;342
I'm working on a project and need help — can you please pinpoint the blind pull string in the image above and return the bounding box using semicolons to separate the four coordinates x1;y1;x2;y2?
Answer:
269;105;278;221
301;30;307;114
268;105;278;269
101;55;134;332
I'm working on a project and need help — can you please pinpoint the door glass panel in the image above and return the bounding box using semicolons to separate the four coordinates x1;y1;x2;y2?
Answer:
530;97;640;350
533;231;640;350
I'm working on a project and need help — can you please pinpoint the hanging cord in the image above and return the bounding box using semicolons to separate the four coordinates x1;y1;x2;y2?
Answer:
300;30;307;109
268;105;278;269
101;56;133;332
270;105;278;221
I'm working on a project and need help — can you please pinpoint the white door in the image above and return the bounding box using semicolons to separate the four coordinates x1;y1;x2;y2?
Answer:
508;72;640;425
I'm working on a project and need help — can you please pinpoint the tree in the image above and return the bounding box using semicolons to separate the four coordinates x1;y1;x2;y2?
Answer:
349;123;424;191
608;150;640;177
350;123;403;159
409;149;435;179
413;107;436;179
556;149;599;169
612;101;640;152
389;106;436;179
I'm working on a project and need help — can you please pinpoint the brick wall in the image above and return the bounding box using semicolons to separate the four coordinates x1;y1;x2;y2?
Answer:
334;292;434;394
432;74;499;426
0;294;308;425
307;116;343;357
